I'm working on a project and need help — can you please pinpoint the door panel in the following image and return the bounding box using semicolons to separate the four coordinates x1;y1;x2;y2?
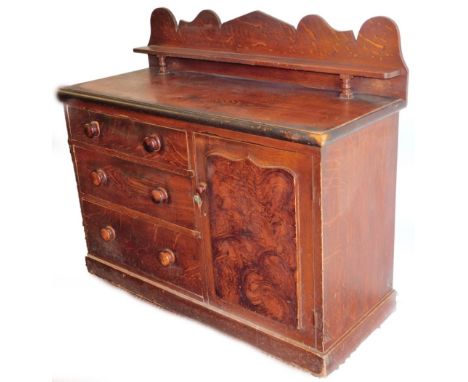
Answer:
194;133;317;343
208;155;298;327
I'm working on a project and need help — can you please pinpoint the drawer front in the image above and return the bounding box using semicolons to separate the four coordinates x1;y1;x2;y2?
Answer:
74;146;195;229
68;107;189;171
82;201;202;296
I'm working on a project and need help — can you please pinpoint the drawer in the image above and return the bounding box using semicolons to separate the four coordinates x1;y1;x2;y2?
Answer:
67;107;189;171
82;200;202;296
74;146;195;229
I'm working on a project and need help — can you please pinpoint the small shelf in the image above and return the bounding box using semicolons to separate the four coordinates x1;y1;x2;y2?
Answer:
134;45;402;79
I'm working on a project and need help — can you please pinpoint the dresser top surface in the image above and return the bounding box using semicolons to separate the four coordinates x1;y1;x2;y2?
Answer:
58;68;405;146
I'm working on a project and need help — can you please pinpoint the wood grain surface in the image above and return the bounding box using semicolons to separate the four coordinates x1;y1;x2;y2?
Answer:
59;69;405;147
58;7;407;376
82;200;202;296
73;146;195;229
85;255;397;376
67;106;189;171
193;133;319;345
144;8;406;79
321;114;398;349
207;155;298;327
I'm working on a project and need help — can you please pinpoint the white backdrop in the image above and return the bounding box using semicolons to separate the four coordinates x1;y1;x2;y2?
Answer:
1;1;467;381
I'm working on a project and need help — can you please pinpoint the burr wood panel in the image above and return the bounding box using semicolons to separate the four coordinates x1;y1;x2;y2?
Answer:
207;155;298;327
193;133;318;342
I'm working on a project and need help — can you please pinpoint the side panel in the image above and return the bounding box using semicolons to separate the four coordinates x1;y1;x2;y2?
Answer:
321;114;399;350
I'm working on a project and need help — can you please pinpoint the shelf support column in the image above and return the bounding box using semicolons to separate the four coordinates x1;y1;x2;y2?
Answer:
157;55;168;75
339;74;353;99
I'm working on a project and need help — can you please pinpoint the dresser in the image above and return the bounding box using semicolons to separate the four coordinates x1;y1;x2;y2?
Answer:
57;8;408;376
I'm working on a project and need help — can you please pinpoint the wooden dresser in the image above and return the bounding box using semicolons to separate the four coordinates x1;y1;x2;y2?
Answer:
57;8;407;376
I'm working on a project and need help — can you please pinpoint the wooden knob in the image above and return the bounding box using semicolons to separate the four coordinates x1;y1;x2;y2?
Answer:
100;226;115;242
143;135;162;153
90;169;107;186
159;249;175;267
84;121;100;138
151;187;169;203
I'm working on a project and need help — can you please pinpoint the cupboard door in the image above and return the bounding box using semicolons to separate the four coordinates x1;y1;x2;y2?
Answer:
194;134;318;342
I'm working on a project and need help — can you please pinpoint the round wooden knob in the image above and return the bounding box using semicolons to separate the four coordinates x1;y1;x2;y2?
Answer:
151;187;169;203
159;249;175;267
100;226;115;242
142;135;162;153
84;121;100;138
90;169;107;186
